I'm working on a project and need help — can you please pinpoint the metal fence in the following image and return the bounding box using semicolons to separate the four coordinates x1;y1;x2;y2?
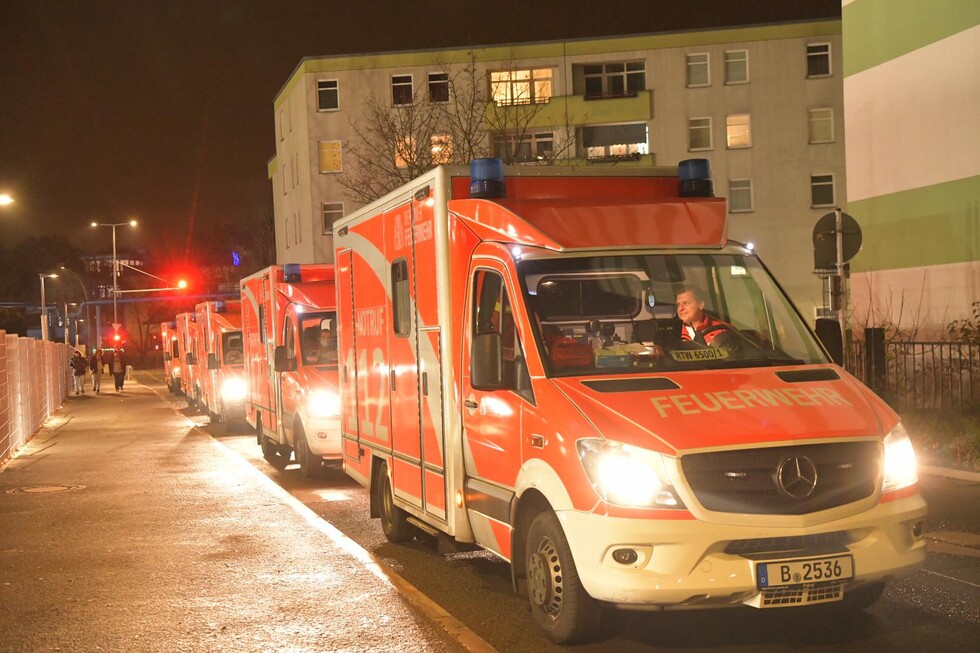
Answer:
848;340;980;410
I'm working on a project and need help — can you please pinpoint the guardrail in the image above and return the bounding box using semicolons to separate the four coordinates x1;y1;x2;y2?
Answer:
849;339;979;410
0;331;74;465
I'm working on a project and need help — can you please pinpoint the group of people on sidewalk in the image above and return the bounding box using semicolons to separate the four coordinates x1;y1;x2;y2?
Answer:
69;348;127;395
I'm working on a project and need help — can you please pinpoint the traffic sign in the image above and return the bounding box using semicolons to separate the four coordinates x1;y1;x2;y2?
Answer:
813;211;862;270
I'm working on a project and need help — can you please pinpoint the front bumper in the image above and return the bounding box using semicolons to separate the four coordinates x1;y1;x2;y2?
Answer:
559;491;927;609
304;414;342;458
221;399;245;421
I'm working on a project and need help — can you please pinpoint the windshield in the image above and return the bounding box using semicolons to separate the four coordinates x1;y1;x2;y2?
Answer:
222;331;243;365
299;312;338;366
519;252;827;376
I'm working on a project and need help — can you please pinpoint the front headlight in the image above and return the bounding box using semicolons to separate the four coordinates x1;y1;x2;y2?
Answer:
577;439;683;509
882;422;918;492
173;365;181;378
308;389;340;418
220;377;247;402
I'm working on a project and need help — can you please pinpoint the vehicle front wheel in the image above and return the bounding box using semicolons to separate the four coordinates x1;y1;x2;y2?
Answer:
294;423;322;479
525;511;602;644
377;461;417;543
259;421;290;470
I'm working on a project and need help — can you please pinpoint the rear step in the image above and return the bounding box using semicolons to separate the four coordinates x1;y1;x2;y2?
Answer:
406;517;480;555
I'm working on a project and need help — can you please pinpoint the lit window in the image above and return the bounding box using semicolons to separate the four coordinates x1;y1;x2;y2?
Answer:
581;123;648;161
322;202;344;235
428;72;449;103
317;80;339;111
431;134;453;164
807;43;831;77
686;53;709;87
392;74;413;106
724;50;748;84
726;114;751;149
811;174;835;207
583;62;645;99
688;117;712;151
490;69;553;106
395;136;414;169
318;141;343;173
729;179;753;212
808;108;834;143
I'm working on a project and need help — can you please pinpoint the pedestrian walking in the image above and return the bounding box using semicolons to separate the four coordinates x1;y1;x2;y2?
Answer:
69;350;88;395
89;348;105;393
110;349;126;392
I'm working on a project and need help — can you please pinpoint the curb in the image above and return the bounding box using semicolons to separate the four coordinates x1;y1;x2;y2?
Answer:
919;465;980;483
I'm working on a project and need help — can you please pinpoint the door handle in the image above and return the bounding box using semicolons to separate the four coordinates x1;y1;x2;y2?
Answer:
464;399;478;409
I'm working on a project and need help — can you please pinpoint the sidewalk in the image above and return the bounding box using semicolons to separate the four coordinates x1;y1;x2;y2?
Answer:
0;380;464;652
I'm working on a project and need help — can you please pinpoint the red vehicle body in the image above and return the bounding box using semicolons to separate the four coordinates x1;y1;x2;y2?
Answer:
161;320;181;393
240;264;340;476
174;312;201;402
193;300;246;427
334;161;926;643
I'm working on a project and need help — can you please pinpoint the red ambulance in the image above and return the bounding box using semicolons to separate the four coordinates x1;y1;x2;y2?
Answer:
174;311;201;403
334;160;927;643
193;299;246;428
240;264;341;476
160;320;181;393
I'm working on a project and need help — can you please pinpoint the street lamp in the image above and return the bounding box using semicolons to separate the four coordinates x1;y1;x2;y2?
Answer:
91;219;137;331
0;193;13;206
38;272;58;341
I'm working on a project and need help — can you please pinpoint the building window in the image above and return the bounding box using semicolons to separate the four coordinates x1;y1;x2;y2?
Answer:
318;141;343;173
278;111;285;141
284;217;291;248
291;153;298;189
688;117;712;151
322;202;344;235
807;43;831;77
726;114;751;149
583;62;645;99
494;132;554;163
729;179;753;212
581;123;648;161
724;50;748;84
686;53;709;87
808;108;834;143
490;69;553;106
317;80;339;111
811;174;835;207
431;134;452;164
280;168;286;195
294;212;301;244
428;72;449;103
392;74;413;106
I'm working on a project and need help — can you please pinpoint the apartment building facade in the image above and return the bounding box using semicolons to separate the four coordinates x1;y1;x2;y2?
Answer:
843;0;980;336
270;19;844;320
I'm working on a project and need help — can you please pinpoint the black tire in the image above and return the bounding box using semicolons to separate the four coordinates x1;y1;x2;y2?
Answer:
378;461;417;543
259;420;290;470
525;511;602;644
294;423;322;479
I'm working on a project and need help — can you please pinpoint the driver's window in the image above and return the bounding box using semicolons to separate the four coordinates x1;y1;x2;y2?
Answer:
284;317;296;360
472;269;530;397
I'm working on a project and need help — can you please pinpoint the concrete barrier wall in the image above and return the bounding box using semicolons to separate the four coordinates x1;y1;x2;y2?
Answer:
0;331;73;466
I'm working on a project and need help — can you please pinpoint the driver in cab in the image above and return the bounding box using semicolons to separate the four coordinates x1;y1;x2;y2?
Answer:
676;286;729;345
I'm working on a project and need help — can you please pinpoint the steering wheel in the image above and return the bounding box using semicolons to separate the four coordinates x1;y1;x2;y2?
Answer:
700;323;740;351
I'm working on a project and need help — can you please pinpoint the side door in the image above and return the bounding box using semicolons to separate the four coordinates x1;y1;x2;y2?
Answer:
337;249;362;466
278;313;301;444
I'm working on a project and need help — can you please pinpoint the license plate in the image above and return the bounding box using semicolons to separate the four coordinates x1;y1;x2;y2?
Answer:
757;555;853;588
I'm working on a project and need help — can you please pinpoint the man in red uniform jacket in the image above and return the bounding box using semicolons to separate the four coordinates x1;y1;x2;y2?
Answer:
676;287;729;345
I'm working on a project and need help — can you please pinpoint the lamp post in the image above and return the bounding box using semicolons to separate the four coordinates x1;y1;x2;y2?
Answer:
63;302;78;345
74;318;85;348
91;219;137;331
0;193;13;206
38;272;58;341
58;266;90;347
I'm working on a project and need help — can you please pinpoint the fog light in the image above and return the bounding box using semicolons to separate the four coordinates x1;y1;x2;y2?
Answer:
612;548;639;565
911;520;925;538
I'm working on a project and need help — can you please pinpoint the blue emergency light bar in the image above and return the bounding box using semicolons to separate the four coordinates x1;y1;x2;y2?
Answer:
283;263;302;283
470;158;506;199
214;301;227;313
678;158;714;198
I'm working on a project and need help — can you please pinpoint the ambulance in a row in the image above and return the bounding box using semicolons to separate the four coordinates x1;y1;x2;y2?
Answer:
161;320;181;393
333;159;927;643
240;264;341;477
192;299;246;428
174;311;200;402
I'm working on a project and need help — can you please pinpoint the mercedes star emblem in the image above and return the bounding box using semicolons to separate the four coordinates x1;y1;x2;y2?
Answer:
776;456;819;499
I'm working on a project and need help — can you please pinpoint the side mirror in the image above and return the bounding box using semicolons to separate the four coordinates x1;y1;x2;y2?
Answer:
471;332;502;390
163;352;172;362
186;352;196;366
207;353;219;370
274;345;297;372
815;318;843;366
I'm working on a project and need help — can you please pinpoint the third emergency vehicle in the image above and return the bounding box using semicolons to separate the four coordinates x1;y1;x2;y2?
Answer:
334;160;927;643
194;299;246;428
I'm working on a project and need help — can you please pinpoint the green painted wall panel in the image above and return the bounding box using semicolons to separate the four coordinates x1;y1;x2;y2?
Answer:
514;92;653;128
848;175;980;271
843;0;980;77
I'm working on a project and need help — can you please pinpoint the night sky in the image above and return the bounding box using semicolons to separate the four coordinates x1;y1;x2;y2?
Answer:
0;0;838;262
